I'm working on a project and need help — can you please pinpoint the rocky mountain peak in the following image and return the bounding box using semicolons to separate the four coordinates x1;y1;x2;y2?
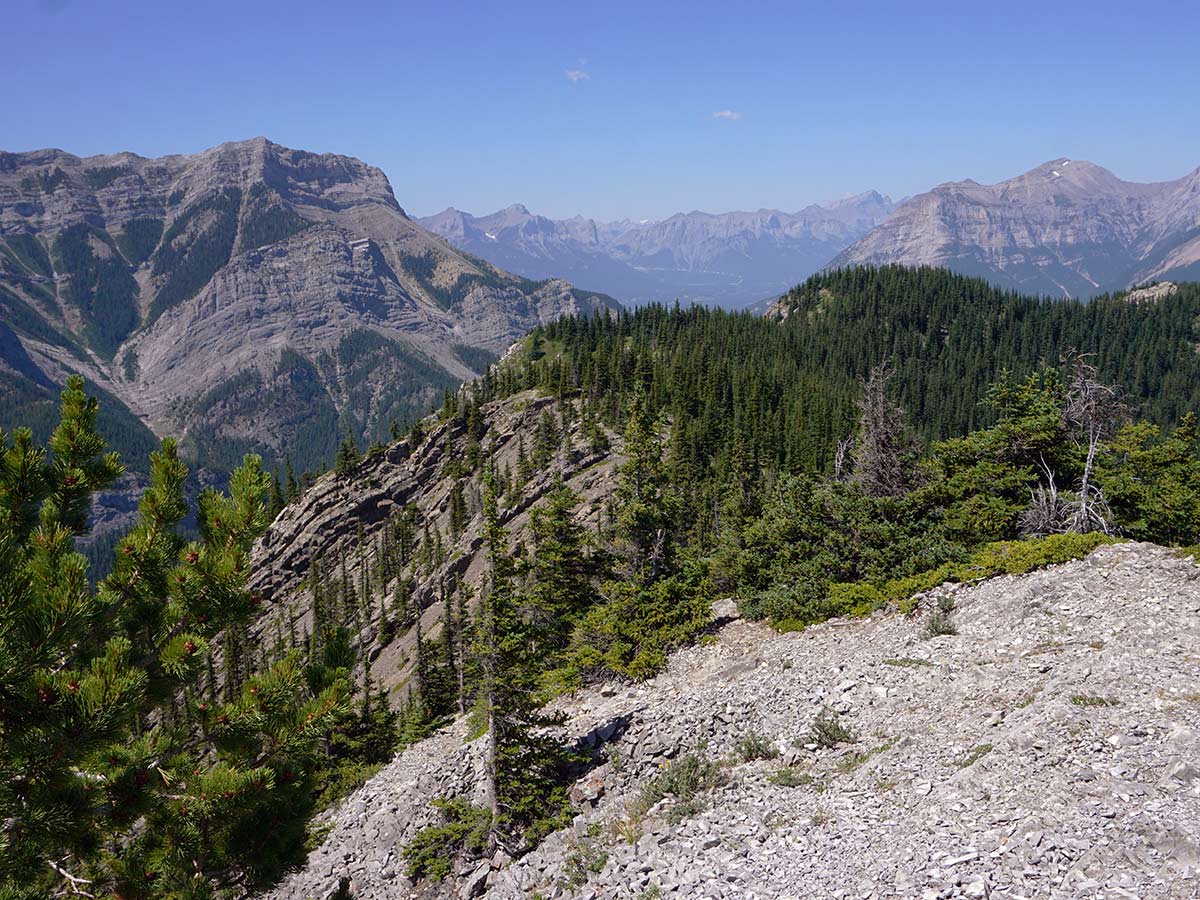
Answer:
0;138;619;535
833;158;1200;297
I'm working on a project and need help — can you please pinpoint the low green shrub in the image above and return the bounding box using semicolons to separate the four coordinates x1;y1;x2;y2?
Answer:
925;594;958;637
313;761;385;812
965;532;1116;577
889;533;1116;612
1070;694;1120;708
562;838;609;888
769;766;815;787
403;798;491;882
958;743;993;767
810;709;856;749
825;581;888;618
634;752;726;821
735;732;779;762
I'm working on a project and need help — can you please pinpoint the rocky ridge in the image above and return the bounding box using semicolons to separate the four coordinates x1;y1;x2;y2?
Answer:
832;159;1200;299
246;389;623;701
264;541;1200;900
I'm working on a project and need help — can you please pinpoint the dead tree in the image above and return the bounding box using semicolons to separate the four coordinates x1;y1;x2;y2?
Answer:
1063;353;1126;534
850;361;922;497
833;435;855;482
1019;353;1126;537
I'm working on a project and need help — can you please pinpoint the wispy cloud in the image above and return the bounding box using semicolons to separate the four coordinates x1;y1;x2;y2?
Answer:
712;109;743;121
565;68;591;83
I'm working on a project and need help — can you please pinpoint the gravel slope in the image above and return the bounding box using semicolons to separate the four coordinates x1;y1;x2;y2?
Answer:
266;541;1200;900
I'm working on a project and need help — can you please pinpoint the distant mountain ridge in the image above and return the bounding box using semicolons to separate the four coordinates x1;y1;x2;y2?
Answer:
832;159;1200;298
0;137;618;476
417;192;894;308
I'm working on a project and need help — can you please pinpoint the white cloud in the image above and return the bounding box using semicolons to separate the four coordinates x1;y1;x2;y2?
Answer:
565;69;591;83
712;109;743;121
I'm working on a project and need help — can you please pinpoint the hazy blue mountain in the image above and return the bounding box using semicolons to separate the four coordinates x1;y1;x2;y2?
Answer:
418;192;894;308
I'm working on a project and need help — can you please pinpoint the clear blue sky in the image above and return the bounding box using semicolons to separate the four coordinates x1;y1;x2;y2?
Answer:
7;0;1199;221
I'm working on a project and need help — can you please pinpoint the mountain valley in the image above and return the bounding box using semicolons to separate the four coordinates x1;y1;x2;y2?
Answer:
8;4;1200;898
6;263;1200;899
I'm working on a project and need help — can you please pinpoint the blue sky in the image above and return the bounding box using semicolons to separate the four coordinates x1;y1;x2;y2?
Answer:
7;0;1199;220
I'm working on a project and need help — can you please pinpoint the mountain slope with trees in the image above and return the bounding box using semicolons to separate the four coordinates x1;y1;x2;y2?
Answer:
0;137;618;557
6;266;1200;898
0;137;622;465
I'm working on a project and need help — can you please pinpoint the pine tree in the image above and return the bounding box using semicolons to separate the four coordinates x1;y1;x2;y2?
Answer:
449;479;468;541
0;378;349;897
524;485;602;655
614;386;679;581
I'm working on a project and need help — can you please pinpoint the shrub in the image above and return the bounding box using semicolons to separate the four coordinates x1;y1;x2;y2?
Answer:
634;752;726;821
825;581;887;618
925;594;958;637
810;709;856;749
313;761;385;811
1070;694;1120;708
403;798;491;882
735;732;779;762
836;739;896;773
965;532;1115;577
769;767;815;787
562;838;609;888
958;743;993;767
889;533;1116;615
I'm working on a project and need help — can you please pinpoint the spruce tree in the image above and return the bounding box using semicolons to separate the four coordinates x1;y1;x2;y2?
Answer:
478;481;574;851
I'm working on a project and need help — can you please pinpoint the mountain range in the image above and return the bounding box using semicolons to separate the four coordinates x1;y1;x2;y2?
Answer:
0;137;618;478
834;159;1200;298
417;192;895;309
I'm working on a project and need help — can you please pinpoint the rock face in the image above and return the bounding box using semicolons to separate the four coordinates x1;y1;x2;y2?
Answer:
832;159;1200;299
1127;281;1180;305
246;389;623;702
264;541;1200;900
417;192;894;309
0;138;618;474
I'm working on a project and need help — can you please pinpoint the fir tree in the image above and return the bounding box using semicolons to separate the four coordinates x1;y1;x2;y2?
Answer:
477;480;575;851
335;427;361;475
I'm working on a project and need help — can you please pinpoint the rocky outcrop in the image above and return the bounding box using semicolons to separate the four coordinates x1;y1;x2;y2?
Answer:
833;160;1200;299
246;389;623;701
265;542;1200;899
417;193;894;310
1126;281;1180;305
